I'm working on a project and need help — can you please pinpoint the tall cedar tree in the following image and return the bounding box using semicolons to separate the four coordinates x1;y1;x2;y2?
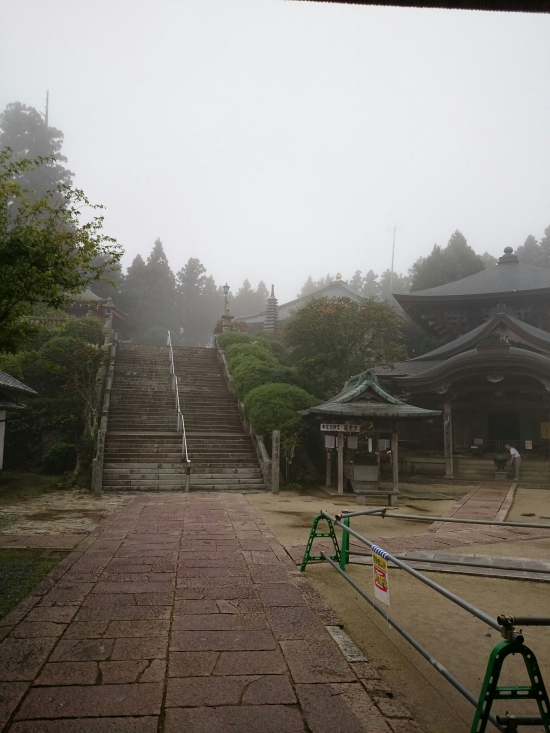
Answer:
284;296;405;398
0;102;73;196
515;226;550;268
231;280;269;316
410;230;484;292
177;258;221;346
142;239;178;332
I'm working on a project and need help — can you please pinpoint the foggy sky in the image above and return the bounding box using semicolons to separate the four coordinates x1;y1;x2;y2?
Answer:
1;0;549;302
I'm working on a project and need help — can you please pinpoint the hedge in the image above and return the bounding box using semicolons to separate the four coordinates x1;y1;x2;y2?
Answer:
243;383;319;437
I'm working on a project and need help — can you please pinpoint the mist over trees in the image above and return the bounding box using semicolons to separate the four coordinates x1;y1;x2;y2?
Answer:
0;102;74;196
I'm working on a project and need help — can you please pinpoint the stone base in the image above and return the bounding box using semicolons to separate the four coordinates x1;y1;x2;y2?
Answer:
494;471;508;481
355;491;398;507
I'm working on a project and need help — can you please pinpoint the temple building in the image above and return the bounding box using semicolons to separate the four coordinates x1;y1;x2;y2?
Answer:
378;248;550;481
239;275;365;332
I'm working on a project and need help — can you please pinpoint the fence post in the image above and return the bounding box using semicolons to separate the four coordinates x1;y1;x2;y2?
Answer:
271;431;280;495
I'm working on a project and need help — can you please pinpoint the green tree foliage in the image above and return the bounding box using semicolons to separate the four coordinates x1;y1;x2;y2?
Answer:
410;230;484;292
143;239;177;329
231;280;270;316
1;318;106;471
243;383;318;437
298;274;333;297
176;258;221;346
0;150;121;353
0;102;73;196
284;296;405;398
516;226;550;268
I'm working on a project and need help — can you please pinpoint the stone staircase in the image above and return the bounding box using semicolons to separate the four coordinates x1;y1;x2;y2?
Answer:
102;343;265;492
456;457;550;484
173;346;265;491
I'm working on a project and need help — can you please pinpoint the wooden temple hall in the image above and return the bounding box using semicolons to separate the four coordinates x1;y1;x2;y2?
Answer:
375;248;550;482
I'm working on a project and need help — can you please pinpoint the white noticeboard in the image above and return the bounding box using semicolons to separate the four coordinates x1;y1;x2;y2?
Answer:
372;544;390;606
320;423;361;433
325;435;335;449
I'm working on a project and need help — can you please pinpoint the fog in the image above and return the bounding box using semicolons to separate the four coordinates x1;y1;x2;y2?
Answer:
1;0;549;301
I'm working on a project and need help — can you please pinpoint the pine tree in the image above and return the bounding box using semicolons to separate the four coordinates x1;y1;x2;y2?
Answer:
143;239;178;331
349;270;363;294
410;231;483;292
0;102;73;196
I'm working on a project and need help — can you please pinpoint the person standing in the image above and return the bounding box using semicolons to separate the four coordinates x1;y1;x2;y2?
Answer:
505;443;521;479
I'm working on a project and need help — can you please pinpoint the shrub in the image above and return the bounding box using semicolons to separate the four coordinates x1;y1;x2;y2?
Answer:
42;442;77;474
225;343;276;371
255;333;290;363
243;383;319;437
232;360;299;399
216;332;254;349
63;317;105;345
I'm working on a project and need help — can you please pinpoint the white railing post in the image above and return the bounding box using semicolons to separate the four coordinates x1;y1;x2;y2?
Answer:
166;330;191;489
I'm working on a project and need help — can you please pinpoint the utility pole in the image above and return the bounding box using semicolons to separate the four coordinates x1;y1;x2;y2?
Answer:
39;90;49;127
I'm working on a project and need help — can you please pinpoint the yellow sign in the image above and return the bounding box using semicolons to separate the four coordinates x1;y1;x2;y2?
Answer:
372;545;390;606
541;422;550;440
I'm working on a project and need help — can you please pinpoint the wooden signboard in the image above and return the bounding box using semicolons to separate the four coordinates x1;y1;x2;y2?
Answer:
541;422;550;440
320;423;360;432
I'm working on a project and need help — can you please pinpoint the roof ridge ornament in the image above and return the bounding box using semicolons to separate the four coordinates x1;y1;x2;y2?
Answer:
498;246;519;265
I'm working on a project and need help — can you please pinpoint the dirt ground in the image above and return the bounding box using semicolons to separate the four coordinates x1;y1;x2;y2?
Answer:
248;486;550;733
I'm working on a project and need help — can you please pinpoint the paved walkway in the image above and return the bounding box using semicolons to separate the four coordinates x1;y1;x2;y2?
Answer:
286;483;550;579
0;494;418;732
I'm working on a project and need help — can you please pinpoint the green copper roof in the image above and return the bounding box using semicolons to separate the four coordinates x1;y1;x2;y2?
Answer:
298;369;441;419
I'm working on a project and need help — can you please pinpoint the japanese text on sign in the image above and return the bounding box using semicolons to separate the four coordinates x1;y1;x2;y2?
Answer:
372;544;390;606
320;424;360;433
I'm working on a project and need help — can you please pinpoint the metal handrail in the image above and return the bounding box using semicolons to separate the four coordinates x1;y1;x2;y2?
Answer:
167;331;191;491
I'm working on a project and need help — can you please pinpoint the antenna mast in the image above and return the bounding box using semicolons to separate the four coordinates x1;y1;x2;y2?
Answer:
390;223;397;295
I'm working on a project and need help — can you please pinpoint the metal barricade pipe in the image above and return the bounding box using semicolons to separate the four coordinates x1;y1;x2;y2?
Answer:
341;508;550;531
322;511;503;633
321;553;506;732
347;550;550;575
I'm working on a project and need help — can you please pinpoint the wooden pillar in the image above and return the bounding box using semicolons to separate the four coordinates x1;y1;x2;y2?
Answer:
337;432;344;495
326;450;332;487
444;401;454;477
391;425;399;494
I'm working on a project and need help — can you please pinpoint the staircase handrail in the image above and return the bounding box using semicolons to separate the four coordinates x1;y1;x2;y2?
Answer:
167;331;191;491
214;337;272;491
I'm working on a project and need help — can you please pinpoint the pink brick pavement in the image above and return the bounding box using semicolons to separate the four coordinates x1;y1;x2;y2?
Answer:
0;493;418;732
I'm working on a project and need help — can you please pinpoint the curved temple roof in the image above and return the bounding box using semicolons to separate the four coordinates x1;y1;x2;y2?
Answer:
298;369;441;419
395;250;550;304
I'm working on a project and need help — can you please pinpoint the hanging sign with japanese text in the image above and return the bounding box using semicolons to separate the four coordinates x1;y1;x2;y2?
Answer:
320;424;360;433
372;544;390;606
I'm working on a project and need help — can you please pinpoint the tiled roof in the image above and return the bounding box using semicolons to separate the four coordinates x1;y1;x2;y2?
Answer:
396;260;550;301
375;360;444;376
239;280;366;324
410;314;550;361
299;369;441;419
295;1;549;12
0;371;37;395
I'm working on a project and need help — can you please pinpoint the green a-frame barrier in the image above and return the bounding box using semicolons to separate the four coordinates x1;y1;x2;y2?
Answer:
299;514;341;571
472;640;550;732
